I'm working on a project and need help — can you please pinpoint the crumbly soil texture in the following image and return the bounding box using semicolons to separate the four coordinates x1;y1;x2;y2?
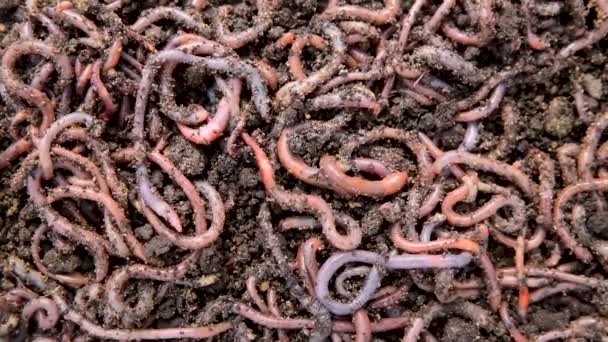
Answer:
0;0;607;341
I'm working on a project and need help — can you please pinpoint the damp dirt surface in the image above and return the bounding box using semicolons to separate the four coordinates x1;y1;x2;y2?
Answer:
0;0;608;341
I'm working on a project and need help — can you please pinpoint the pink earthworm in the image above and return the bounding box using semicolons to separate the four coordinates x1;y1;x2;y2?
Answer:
478;245;502;310
424;0;456;33
522;0;548;50
176;97;232;145
528;283;590;304
412;45;486;85
318;71;381;94
45;184;146;261
104;39;123;71
427;150;535;198
498;302;527;342
558;16;608;58
368;284;409;309
0;138;34;171
577;112;608;181
91;60;118;115
246;275;269;314
288;34;328;81
396;0;426;53
21;297;59;331
9;109;32;140
390;223;481;253
148;145;208;233
322;0;402;24
255;59;278;90
534;316;608;341
335;266;374;298
140;177;223;250
351;158;391;178
75;63;94;96
106;252;199;319
191;0;207;10
27;169;109;282
441;184;526;228
404;302;500;342
130;6;209;36
401;78;448;102
214;0;274;49
557;143;580;185
319;155;408;198
295;237;325;296
48;4;105;48
242;132;361;250
275;22;346;109
267;288;289;342
31;224;91;287
353;309;372;342
1;40;74;133
338;21;381;41
553;179;608;262
441;0;495;47
133;50;270;144
30;62;55;91
282;216;319;231
454;83;506;122
498;267;604;287
38;112;94;180
456;68;520;111
308;87;383;115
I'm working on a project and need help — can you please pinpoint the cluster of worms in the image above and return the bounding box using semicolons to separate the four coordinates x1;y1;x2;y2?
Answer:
0;0;607;340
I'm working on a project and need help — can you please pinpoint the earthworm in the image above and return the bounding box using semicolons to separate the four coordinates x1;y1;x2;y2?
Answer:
48;5;104;48
577;112;608;214
141;177;223;249
319;155;408;198
428;150;535;197
295;237;325;296
558;16;608;58
275;22;346;109
454;83;506;122
233;302;315;329
314;251;385;315
214;1;273;49
91;60;118;115
45;184;146;261
528;283;590;304
246;276;269;316
267;288;289;342
257;204;332;341
119;52;143;72
412;45;486;85
424;0;456;33
0;40;74;133
0;139;34;171
307;87;383;115
255;59;278;90
339;21;381;41
401;78;448;102
104;39;123;71
522;0;548;50
106;251;199;318
9;110;32;140
30;62;55;91
553;180;608;262
319;71;382;94
27;169;110;282
441;0;494;47
353;309;372;342
489;103;519;159
31;224;91;286
322;0;402;24
335;266;373;298
478;241;502;311
368;284;410;309
390;223;480;253
243;132;361;250
499;302;527;342
396;0;426;53
54;128;128;206
38;112;94;180
134;50;270;143
21;297;59;331
515;234;529;318
385;253;473;269
498;267;605;287
456;68;519;111
458;122;479;152
441;184;526;228
534;316;607;341
404;302;499;342
75;63;94;96
177;97;232;144
556;143;579;185
130;6;209;36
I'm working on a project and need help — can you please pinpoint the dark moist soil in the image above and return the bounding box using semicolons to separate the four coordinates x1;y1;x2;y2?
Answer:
0;0;607;341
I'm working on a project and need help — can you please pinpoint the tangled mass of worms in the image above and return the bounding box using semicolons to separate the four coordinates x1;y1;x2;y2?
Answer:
0;0;608;340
